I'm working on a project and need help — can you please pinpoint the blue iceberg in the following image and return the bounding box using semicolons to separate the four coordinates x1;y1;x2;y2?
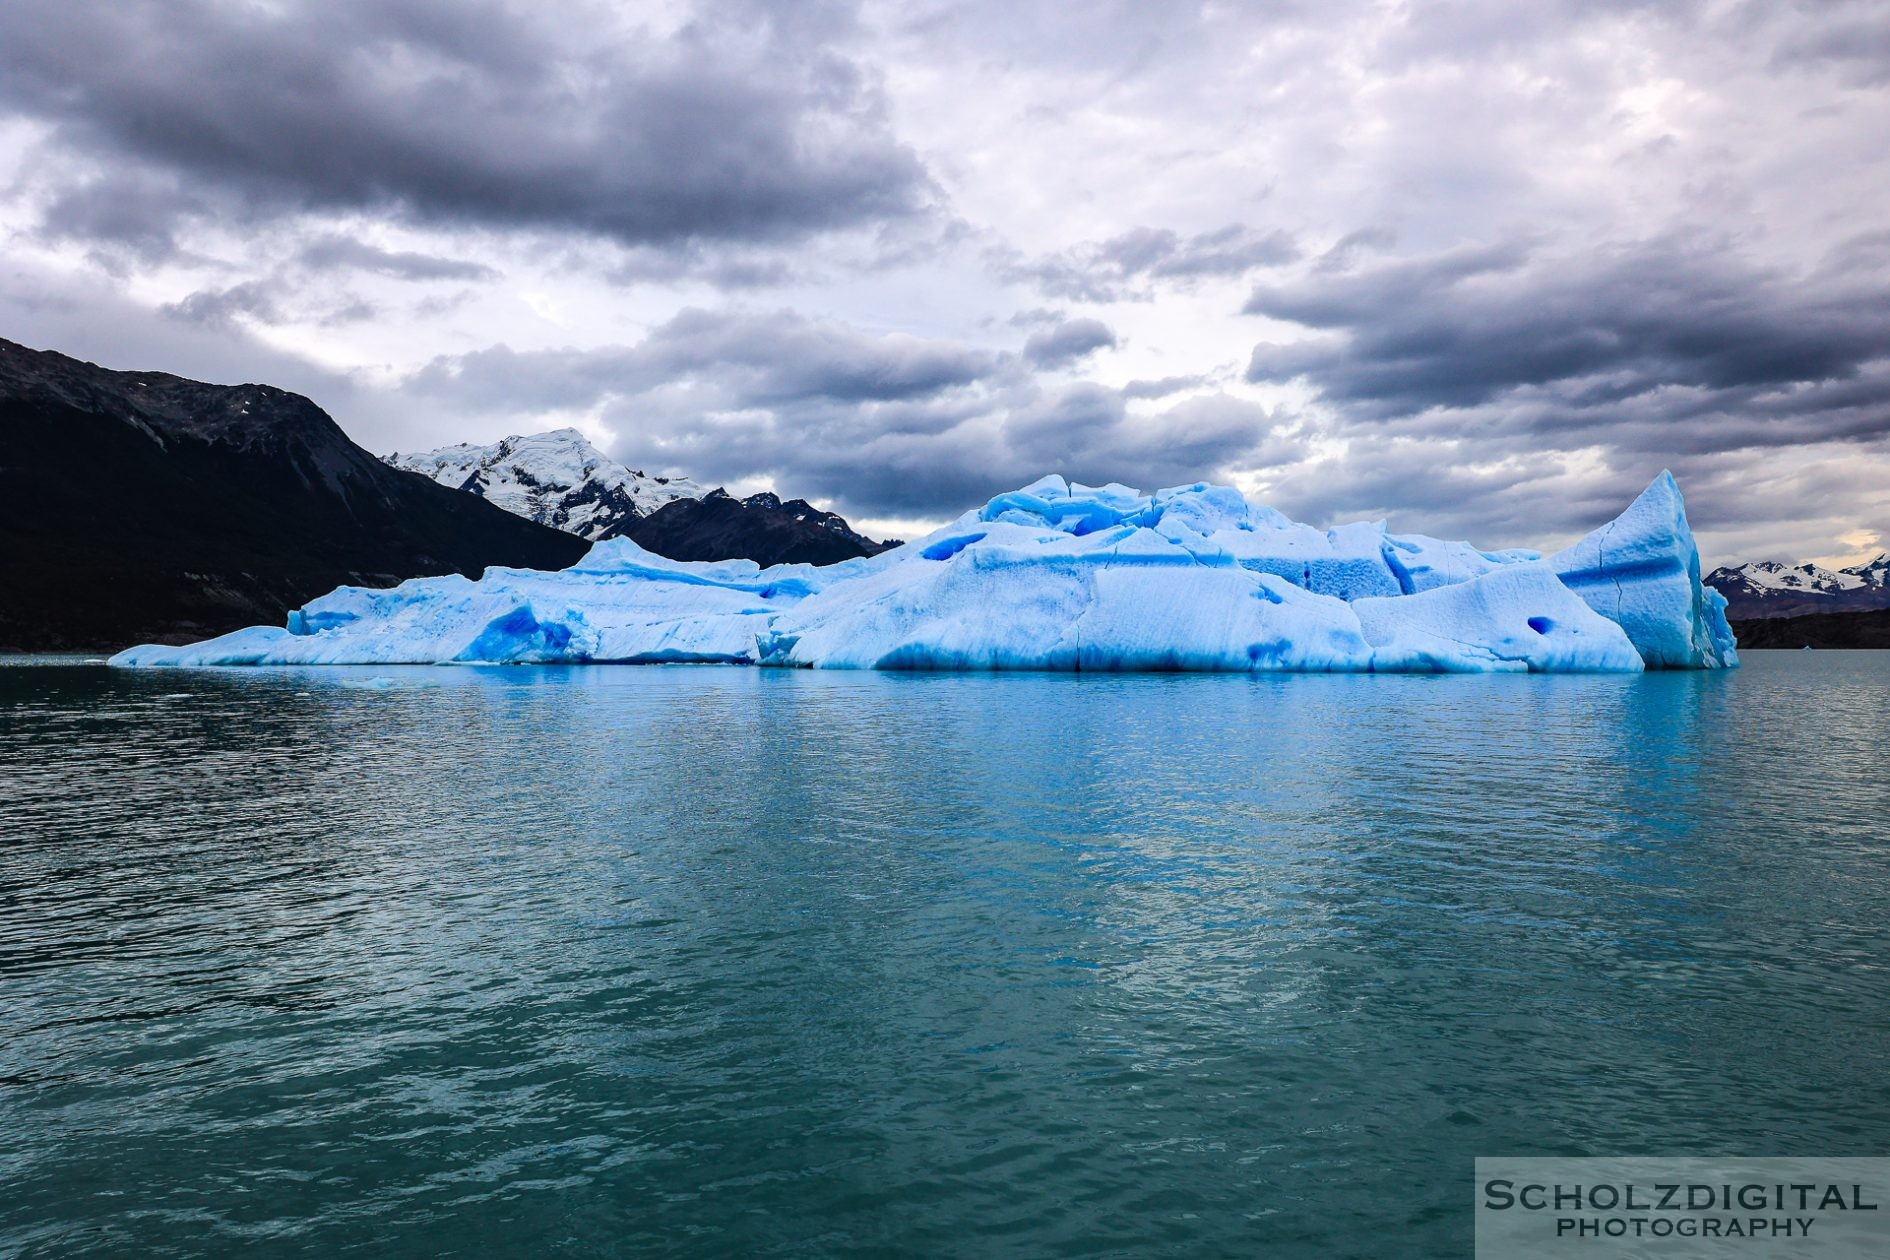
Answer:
111;472;1737;673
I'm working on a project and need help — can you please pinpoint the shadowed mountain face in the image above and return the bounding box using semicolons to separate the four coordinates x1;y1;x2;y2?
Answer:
1731;609;1890;650
625;490;893;569
0;338;588;650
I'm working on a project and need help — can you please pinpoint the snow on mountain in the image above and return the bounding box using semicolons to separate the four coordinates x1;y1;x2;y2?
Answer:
1705;554;1890;618
1845;553;1890;587
1719;559;1867;594
385;429;702;541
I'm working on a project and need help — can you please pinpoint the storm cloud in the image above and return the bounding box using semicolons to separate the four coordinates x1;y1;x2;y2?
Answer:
0;0;933;253
1022;317;1118;368
298;238;500;283
407;307;1292;515
2;0;1886;561
1244;238;1890;452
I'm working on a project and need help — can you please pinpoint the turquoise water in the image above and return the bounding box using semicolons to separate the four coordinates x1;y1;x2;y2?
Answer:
3;653;1889;1257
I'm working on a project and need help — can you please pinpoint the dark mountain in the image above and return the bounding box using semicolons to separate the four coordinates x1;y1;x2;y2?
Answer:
0;338;588;651
625;489;894;568
1731;609;1890;649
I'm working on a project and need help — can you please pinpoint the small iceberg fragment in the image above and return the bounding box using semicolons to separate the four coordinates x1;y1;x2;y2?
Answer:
111;472;1737;674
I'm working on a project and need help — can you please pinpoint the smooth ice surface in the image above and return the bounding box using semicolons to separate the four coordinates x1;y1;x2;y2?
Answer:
112;473;1737;672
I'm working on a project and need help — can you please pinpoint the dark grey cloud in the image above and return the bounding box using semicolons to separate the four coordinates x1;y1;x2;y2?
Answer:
744;382;1294;517
1767;3;1890;85
643;308;1004;405
37;169;210;264
1225;227;1890;554
1244;237;1890;454
999;386;1292;493
405;308;1294;515
147;229;504;334
412;308;1004;414
298;237;499;282
161;282;282;331
1022;317;1117;367
0;0;933;255
162;279;390;331
7;0;1890;563
1005;224;1301;301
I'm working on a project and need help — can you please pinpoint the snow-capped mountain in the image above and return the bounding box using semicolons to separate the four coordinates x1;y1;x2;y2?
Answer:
385;429;703;541
1848;553;1890;588
1705;555;1890;619
1715;559;1869;595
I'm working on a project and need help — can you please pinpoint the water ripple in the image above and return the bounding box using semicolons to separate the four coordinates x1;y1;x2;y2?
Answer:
2;655;1889;1256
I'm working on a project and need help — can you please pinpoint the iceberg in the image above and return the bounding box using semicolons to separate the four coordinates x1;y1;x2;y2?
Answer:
110;472;1737;673
1548;472;1739;669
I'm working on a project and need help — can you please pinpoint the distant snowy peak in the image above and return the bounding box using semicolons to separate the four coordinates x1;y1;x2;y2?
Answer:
1714;559;1867;594
1846;553;1890;586
1705;554;1890;619
385;429;702;541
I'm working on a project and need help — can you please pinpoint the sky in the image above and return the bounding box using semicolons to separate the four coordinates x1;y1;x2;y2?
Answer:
1;0;1886;563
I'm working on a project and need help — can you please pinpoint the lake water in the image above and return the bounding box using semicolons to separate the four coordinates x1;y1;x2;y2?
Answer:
3;653;1889;1257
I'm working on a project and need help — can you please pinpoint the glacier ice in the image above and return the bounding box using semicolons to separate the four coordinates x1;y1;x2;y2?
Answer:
1548;472;1738;669
110;472;1737;673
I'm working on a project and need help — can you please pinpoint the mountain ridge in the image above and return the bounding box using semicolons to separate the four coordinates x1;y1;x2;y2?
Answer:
1704;555;1890;619
390;427;894;568
0;338;587;650
624;488;896;568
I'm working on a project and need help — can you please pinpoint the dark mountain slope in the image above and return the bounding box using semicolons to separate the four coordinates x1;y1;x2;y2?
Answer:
0;338;588;650
1731;609;1890;649
625;489;893;568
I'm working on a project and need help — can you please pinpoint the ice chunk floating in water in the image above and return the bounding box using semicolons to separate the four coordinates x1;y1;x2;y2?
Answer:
112;473;1738;673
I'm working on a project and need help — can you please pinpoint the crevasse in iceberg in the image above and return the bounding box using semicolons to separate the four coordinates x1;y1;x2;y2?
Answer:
110;472;1738;673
